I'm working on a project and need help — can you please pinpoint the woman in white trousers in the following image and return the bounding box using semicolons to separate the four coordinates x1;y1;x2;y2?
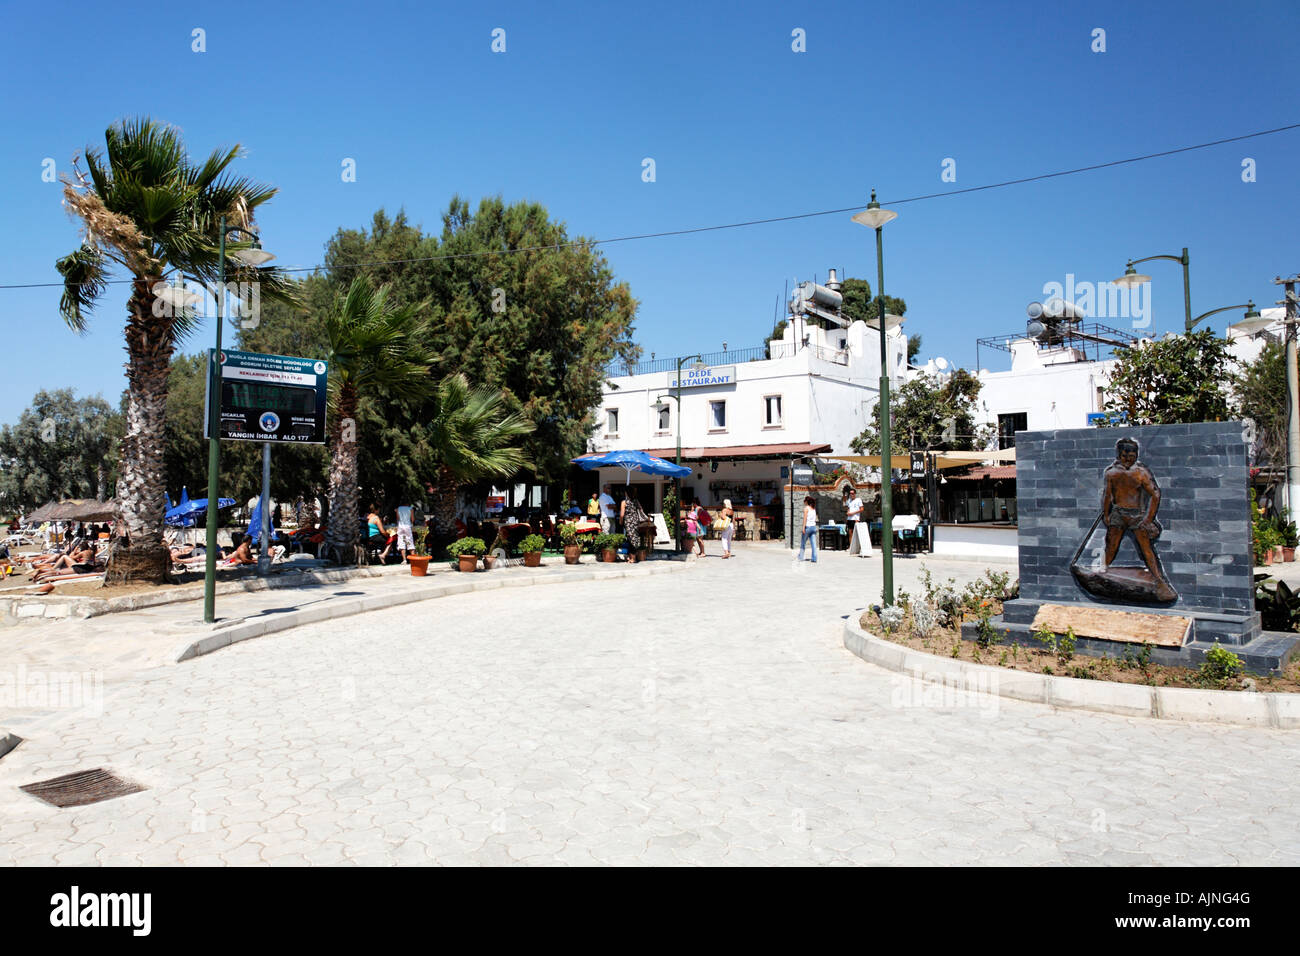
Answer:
720;498;735;559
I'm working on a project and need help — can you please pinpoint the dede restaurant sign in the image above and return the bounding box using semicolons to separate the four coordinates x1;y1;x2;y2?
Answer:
204;349;329;443
667;365;735;389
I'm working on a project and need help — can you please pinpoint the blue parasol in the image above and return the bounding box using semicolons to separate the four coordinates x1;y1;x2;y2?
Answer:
571;449;691;484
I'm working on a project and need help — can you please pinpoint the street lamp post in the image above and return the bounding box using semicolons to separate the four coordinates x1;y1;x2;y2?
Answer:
203;216;274;623
1234;281;1299;517
1112;247;1193;332
852;190;899;606
653;353;703;553
1187;301;1259;332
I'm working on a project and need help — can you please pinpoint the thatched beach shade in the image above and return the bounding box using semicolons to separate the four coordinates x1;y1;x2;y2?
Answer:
26;502;58;523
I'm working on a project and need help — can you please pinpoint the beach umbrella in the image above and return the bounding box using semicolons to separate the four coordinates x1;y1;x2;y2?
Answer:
571;449;690;484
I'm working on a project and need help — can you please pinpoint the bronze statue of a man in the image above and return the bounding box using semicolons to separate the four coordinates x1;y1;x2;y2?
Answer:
1100;437;1176;602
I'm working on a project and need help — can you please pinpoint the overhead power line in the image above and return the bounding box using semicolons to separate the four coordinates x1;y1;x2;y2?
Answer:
4;121;1297;292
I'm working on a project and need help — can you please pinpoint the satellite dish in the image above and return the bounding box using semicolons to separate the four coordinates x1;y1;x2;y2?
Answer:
866;313;905;331
934;356;949;371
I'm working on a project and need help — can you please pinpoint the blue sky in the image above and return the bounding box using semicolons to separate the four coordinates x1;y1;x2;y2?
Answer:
1;0;1296;425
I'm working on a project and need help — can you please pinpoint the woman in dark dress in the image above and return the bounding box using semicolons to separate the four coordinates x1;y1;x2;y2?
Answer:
620;486;650;554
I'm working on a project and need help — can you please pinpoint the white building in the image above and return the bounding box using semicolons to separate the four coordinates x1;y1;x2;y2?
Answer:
589;270;908;531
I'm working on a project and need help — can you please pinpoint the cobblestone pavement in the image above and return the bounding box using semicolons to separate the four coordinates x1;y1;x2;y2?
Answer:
1;542;1296;866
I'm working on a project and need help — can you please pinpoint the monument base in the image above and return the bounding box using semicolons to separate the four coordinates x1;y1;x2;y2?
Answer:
961;610;1299;676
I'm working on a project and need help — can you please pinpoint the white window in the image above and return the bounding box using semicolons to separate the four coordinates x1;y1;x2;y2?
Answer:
709;400;727;431
656;404;671;433
763;394;783;427
606;408;619;436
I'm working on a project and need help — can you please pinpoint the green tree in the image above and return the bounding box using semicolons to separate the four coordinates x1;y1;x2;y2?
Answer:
55;117;295;582
839;277;907;327
1235;340;1287;468
0;390;122;513
1104;331;1237;425
423;373;535;536
320;200;640;480
907;334;923;363
322;277;435;561
850;370;983;455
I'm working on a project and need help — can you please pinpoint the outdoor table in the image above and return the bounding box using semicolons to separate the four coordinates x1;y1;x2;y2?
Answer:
818;523;846;551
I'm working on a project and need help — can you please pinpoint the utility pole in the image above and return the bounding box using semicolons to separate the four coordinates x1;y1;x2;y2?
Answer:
1275;275;1300;519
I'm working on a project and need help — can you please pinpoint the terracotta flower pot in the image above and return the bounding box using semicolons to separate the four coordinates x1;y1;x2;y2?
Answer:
1273;546;1285;564
564;544;582;565
601;550;617;563
1285;547;1296;562
523;551;542;567
458;553;479;572
408;555;431;577
482;554;496;570
1260;551;1273;566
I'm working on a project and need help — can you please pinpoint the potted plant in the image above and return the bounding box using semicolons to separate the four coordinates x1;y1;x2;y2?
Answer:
409;527;432;576
1283;517;1298;562
559;522;582;564
446;536;486;572
519;533;546;567
595;532;624;562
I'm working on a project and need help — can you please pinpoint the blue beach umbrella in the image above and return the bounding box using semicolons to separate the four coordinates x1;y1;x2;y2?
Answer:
572;449;691;485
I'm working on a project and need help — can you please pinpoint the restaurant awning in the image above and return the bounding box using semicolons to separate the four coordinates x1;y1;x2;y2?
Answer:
824;447;1017;471
638;441;833;462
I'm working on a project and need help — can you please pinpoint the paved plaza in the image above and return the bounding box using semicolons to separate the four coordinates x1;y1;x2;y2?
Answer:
1;542;1297;866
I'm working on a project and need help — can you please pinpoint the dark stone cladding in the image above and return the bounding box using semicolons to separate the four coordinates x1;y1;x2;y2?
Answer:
982;422;1298;672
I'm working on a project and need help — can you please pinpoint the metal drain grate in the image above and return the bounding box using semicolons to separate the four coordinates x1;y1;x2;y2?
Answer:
20;768;146;808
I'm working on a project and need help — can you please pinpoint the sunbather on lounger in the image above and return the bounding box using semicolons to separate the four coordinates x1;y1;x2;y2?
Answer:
32;542;99;582
225;538;256;566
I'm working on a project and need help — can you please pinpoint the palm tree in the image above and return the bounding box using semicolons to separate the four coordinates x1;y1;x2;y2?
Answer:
425;373;535;537
56;117;294;583
323;276;435;562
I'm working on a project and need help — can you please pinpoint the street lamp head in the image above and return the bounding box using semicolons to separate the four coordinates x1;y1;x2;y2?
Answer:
152;281;200;310
1230;301;1272;334
1112;261;1151;289
851;189;898;230
229;238;275;267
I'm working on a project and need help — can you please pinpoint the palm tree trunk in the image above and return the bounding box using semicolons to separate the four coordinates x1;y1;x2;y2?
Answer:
324;390;360;562
105;278;172;584
430;466;460;536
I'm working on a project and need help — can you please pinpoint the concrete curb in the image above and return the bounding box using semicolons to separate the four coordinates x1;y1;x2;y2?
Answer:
0;564;389;625
172;559;689;663
842;616;1300;730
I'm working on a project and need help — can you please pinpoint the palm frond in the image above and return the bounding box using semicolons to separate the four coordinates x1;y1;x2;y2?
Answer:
55;245;107;332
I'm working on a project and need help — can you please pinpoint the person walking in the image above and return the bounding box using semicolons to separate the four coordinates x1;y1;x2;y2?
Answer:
620;486;649;561
598;483;617;534
798;495;819;562
381;501;415;563
687;497;710;556
719;498;735;559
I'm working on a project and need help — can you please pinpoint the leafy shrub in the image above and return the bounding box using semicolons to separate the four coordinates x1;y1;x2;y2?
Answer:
1199;643;1244;687
594;533;625;552
911;602;939;637
445;536;486;558
518;534;546;554
878;605;905;633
